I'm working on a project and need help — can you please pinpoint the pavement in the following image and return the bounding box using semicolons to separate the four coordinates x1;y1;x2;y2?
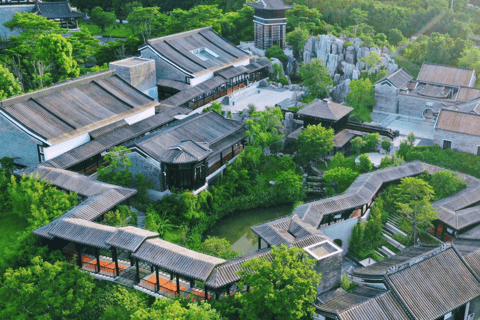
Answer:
223;87;298;112
371;112;435;140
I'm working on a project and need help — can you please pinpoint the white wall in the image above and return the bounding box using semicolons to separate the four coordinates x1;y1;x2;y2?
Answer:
190;72;214;87
44;133;90;161
125;107;155;125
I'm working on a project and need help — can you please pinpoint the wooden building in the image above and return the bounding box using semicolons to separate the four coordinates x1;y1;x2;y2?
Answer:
128;111;247;191
297;99;353;132
247;0;292;51
434;109;480;155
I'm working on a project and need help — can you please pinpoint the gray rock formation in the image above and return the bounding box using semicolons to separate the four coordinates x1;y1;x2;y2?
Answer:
345;46;355;64
332;79;350;103
326;54;338;77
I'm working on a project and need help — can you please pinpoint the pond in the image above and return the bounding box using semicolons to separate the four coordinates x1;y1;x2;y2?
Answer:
205;204;294;255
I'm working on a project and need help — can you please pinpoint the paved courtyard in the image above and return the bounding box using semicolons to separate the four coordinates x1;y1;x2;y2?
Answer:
371;112;435;140
223;87;298;112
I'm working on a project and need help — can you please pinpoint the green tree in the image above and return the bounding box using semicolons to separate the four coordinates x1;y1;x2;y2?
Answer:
127;7;165;43
351;136;366;155
345;79;375;122
246;107;284;151
297;124;335;164
286;27;309;58
91;7;117;33
97;146;133;187
221;4;254;44
100;285;148;320
428;170;467;201
37;34;81;83
0;257;96;319
68;30;101;69
388;28;404;46
396;177;437;245
132;299;222;319
363;133;380;151
341;273;358;292
361;52;383;71
381;139;391;151
407;132;416;145
166;5;224;35
201;236;239;260
4;12;61;36
299;59;334;98
237;244;321;320
265;45;287;64
0;65;22;99
145;205;174;237
329;152;347;169
350;8;368;36
286;4;325;35
323;167;359;195
356;154;373;173
458;47;480;77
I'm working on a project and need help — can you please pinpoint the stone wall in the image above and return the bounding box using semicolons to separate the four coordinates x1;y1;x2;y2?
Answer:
433;129;480;155
140;47;188;83
374;83;399;114
128;152;163;191
397;94;456;118
319;217;359;255
0;113;42;167
313;250;343;295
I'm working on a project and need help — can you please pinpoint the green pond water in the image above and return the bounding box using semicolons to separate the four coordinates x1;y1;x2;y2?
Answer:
205;204;294;255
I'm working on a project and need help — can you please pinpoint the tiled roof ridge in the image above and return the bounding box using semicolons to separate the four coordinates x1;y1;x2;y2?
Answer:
148;26;213;45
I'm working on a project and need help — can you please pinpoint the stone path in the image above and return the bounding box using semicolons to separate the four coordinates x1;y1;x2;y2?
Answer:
130;207;146;229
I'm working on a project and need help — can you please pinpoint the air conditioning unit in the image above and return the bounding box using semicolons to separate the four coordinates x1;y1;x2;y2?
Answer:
467;313;474;320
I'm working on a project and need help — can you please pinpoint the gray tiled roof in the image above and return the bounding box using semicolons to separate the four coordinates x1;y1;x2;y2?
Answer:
34;1;85;19
316;286;410;320
297;99;353;121
375;68;413;89
131;238;226;282
247;0;293;10
105;227;158;252
146;27;250;76
162;140;211;164
133;111;246;164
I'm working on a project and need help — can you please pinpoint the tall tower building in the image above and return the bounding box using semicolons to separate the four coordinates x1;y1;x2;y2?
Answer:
248;0;292;52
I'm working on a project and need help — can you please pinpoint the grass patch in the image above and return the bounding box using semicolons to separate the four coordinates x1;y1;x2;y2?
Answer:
300;95;315;104
0;213;28;265
79;22;132;38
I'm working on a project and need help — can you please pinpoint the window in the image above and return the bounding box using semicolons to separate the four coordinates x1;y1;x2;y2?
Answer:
37;145;45;163
191;48;218;61
443;140;452;150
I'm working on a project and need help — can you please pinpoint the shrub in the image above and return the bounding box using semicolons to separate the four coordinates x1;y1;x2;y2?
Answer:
265;45;287;64
381;139;391;151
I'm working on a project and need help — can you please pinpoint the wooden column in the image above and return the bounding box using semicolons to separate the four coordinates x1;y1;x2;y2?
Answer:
441;223;445;241
151;265;154;273
220;151;223;166
226;286;230;296
247;285;250;292
135;259;140;284
258;237;261;250
76;244;83;268
190;279;195;288
170;273;174;280
112;247;119;276
232;145;235;157
205;286;209;300
215;290;220;300
155;266;160;292
433;221;438;237
176;275;180;296
95;248;100;273
130;257;134;267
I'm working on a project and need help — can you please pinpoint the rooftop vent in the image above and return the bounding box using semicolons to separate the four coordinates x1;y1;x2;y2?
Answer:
191;48;219;61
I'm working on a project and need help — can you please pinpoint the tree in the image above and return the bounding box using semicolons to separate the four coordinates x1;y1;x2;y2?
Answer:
91;7;117;33
68;30;101;69
200;236;239;260
37;34;81;83
127;7;164;44
299;59;334;99
356;154;373;173
100;285;148;320
297;124;334;164
221;4;255;44
388;28;404;46
0;257;96;319
395;177;437;245
4;12;61;36
237;244;321;320
245;106;284;151
97;146;133;187
407;132;416;145
0;65;22;99
428;170;467;201
131;299;222;319
361;52;383;72
166;5;224;35
381;139;391;151
329;152;347;169
350;8;368;36
458;47;480;77
341;273;358;292
351;136;366;155
345;79;375;122
323;167;359;195
363;133;380;151
265;45;287;64
286;4;325;35
286;27;309;58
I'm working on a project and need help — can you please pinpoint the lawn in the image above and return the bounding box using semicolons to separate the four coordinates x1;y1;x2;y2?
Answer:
79;22;133;38
0;213;28;265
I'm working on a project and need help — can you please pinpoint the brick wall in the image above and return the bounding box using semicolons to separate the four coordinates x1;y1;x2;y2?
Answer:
314;251;342;295
373;83;399;114
128;152;163;191
433;128;480;155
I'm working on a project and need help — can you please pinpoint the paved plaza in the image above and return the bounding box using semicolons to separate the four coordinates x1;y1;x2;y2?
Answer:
223;87;298;112
371;112;435;140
